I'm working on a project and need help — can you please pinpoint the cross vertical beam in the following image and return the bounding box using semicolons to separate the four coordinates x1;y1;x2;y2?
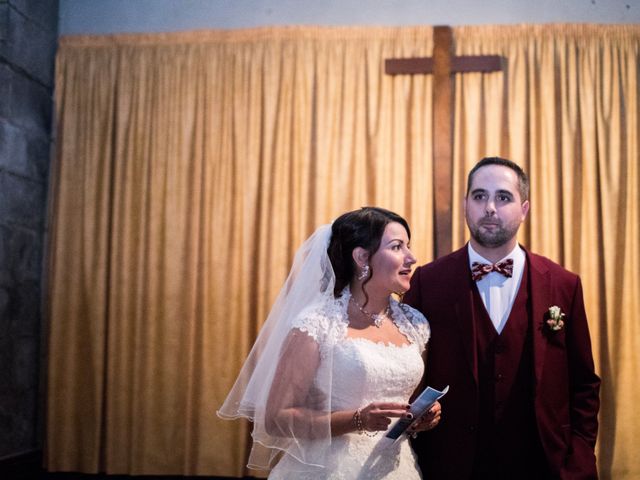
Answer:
432;26;454;259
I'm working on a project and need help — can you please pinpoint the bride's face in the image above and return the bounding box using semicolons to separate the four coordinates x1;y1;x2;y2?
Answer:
368;222;416;295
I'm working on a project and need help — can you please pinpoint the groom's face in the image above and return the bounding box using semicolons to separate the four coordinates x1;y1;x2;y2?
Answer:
464;164;530;249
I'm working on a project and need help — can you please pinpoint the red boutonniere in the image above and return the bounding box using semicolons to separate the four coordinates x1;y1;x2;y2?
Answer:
546;305;565;332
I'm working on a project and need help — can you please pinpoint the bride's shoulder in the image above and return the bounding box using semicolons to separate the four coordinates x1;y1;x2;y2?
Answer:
397;302;428;323
395;301;431;345
290;294;347;344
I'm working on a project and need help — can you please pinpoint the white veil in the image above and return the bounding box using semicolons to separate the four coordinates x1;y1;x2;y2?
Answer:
218;224;337;470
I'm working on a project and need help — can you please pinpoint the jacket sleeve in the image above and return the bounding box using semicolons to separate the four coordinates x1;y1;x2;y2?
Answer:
561;277;600;479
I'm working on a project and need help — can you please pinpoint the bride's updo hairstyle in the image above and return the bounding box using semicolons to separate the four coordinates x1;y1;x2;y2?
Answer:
327;206;411;298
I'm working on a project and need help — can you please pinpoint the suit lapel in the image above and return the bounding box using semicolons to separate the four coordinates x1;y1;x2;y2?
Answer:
527;251;551;385
451;247;479;385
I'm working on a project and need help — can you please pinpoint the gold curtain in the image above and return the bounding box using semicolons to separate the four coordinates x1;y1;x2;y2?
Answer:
46;25;640;479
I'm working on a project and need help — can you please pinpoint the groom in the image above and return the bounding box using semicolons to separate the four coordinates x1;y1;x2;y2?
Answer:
405;157;600;479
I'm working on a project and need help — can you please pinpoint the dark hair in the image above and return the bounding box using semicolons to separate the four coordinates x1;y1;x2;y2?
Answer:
466;156;530;202
327;206;410;298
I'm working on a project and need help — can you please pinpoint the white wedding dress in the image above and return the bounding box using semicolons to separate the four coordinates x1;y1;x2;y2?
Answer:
269;291;430;479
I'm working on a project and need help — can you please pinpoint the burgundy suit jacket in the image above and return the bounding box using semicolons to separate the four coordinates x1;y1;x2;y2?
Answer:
404;245;600;479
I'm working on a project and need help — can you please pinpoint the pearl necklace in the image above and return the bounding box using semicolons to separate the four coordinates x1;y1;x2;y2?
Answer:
350;296;390;328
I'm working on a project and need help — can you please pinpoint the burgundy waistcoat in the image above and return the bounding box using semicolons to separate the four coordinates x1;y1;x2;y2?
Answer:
471;263;550;479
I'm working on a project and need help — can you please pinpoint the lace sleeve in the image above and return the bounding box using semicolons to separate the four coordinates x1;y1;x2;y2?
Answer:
291;306;329;343
290;297;348;358
397;302;431;349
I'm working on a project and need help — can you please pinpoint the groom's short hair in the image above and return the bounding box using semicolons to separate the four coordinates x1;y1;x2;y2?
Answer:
466;156;530;202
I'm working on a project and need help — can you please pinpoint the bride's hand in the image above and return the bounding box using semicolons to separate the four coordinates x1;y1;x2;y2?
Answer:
407;401;442;434
359;402;411;432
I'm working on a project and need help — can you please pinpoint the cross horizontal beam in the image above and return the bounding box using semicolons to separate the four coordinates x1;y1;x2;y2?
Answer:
385;55;503;75
384;26;506;258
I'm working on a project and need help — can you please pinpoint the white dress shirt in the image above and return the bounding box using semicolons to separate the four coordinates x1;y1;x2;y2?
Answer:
468;243;526;334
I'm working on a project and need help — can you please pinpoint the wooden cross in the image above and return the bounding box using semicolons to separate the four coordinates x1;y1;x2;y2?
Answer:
386;26;504;259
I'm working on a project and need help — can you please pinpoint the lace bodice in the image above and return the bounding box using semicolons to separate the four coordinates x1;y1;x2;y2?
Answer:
330;338;424;410
269;291;430;479
291;289;430;357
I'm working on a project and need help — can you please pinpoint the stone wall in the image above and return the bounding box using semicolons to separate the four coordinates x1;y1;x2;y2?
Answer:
0;0;58;460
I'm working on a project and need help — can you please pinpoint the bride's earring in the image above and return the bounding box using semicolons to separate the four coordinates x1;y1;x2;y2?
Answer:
357;264;370;281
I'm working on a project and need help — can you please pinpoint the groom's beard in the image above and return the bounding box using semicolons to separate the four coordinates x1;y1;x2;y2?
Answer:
467;217;520;248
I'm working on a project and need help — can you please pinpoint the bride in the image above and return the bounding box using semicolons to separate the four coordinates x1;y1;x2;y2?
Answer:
218;207;441;478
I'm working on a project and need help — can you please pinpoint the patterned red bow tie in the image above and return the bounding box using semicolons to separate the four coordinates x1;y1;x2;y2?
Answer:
471;258;514;281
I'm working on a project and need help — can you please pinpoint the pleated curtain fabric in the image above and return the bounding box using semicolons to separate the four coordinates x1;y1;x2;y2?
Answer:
46;25;639;479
